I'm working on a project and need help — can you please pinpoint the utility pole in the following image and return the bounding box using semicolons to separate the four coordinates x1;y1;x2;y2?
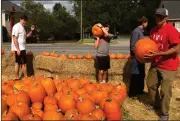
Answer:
80;0;83;41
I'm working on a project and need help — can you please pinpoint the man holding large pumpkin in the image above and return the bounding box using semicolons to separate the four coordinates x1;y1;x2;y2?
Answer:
144;8;180;120
128;16;148;97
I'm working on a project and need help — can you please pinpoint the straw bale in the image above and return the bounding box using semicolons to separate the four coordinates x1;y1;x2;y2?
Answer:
6;52;16;66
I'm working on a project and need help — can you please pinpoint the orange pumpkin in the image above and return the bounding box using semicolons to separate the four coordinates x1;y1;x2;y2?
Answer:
76;98;95;114
44;104;58;112
2;112;19;121
50;52;59;58
59;54;67;60
67;78;81;90
91;90;108;105
103;98;121;114
77;54;84;59
41;78;57;96
80;113;98;120
92;24;104;37
54;92;63;101
28;82;47;103
85;53;94;59
79;77;90;86
42;110;63;120
109;53;116;59
31;109;44;118
64;108;79;120
106;110;122;120
58;93;76;113
44;95;58;105
2;99;8;115
9;102;31;120
134;38;158;63
32;103;43;110
84;82;97;94
92;108;105;120
22;114;42;120
42;52;49;56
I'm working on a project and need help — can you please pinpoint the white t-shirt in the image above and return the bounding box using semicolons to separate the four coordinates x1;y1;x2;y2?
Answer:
11;23;26;51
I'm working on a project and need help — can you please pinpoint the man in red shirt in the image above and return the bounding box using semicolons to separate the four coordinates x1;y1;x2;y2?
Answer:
144;8;180;120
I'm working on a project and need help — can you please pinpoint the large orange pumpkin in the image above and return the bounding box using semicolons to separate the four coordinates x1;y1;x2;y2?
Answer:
134;38;158;63
92;24;104;37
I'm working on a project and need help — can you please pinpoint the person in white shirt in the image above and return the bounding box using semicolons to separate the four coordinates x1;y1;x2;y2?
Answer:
11;15;35;79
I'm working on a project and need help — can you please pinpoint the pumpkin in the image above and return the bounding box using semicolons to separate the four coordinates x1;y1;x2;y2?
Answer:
41;78;57;96
59;54;67;60
42;52;49;56
54;92;63;101
28;82;47;103
115;53;124;59
2;99;8;116
9;102;31;120
58;93;76;113
50;51;59;58
31;109;44;118
134;38;158;63
44;104;58;112
44;95;58;105
84;82;97;94
109;92;125;104
92;108;105;120
64;108;79;120
92;24;104;37
109;53;116;59
6;89;30;106
114;84;127;100
80;113;98;120
85;53;94;59
75;88;86;96
67;78;81;90
77;54;84;59
91;89;108;105
106;111;122;120
79;77;90;86
103;98;121;114
13;81;24;91
22;77;34;85
22;114;42;120
32;103;43;110
2;82;14;95
42;110;63;120
76;98;95;114
2;112;19;121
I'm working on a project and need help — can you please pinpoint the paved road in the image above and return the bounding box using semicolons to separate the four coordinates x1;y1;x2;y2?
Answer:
2;39;130;55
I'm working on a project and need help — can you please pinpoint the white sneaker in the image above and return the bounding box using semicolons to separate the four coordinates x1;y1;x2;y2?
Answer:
100;80;106;83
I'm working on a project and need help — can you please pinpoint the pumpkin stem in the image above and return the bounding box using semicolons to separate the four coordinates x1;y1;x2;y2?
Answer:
57;109;61;113
78;97;83;102
68;114;73;120
95;105;100;109
29;114;34;119
106;98;112;102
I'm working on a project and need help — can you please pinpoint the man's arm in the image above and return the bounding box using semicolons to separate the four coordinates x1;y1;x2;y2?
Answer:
94;37;100;49
27;25;35;38
13;36;20;53
12;26;21;55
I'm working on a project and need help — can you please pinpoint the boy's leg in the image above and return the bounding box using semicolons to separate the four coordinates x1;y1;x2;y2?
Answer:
98;70;104;82
146;68;161;107
22;64;27;77
157;68;176;116
21;50;28;77
128;74;139;97
102;70;108;82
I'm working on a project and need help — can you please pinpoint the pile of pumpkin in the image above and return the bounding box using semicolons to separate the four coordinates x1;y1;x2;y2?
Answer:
42;52;130;60
2;76;127;120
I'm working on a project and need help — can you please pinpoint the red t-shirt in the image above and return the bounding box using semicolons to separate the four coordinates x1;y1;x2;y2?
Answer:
150;23;180;71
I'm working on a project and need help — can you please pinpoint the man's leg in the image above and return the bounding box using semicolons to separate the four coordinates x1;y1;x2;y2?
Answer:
128;74;138;97
146;68;161;107
15;63;20;79
158;68;176;118
21;50;27;77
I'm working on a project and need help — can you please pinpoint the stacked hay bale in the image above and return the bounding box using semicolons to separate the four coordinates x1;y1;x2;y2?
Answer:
34;55;152;82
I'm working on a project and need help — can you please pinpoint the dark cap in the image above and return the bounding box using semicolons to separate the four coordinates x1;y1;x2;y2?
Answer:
155;8;168;16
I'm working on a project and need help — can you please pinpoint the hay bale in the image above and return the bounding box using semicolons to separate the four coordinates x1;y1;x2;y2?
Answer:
6;52;15;66
2;55;7;74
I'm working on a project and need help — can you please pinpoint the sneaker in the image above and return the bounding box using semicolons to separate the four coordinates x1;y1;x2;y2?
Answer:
159;114;169;121
100;80;106;83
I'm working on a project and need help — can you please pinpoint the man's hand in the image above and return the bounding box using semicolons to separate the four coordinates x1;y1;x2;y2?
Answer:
97;23;103;28
31;25;35;31
144;50;160;59
17;49;21;56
